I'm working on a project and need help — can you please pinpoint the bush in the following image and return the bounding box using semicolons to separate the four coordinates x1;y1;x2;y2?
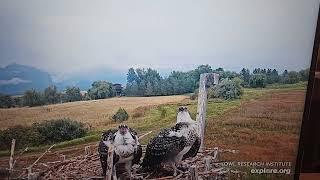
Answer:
0;126;43;150
209;78;243;100
0;119;88;151
112;108;129;122
34;118;88;144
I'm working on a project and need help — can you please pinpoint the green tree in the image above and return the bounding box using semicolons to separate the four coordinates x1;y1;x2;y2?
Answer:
145;82;154;96
23;89;44;107
271;69;280;83
193;65;213;79
65;86;82;102
240;68;250;86
0;94;14;108
209;77;243;100
125;68;163;96
287;71;300;84
88;81;114;99
280;70;300;84
249;74;267;88
299;69;309;81
127;68;138;83
44;85;60;104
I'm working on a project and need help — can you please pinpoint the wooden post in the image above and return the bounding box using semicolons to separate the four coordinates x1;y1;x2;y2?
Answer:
204;157;212;171
189;165;199;180
212;147;219;162
85;146;91;157
9;139;15;171
196;73;219;152
27;167;32;180
61;155;66;162
106;144;114;180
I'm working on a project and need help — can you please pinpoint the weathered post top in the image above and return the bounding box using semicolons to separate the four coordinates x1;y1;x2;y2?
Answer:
196;73;219;152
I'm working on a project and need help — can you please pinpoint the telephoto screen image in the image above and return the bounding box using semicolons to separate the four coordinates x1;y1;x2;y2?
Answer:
0;0;319;179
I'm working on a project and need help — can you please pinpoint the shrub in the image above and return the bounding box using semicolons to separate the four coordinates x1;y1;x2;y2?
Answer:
209;78;243;100
0;126;43;150
112;108;129;122
0;119;88;151
34;118;88;144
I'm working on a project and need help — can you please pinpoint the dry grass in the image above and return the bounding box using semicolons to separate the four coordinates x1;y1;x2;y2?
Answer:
205;90;306;162
0;95;188;130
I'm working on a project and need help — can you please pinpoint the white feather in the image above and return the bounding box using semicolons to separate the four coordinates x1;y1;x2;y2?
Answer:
113;131;136;157
176;111;194;123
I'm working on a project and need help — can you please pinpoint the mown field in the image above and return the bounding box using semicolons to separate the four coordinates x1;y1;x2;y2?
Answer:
0;82;307;179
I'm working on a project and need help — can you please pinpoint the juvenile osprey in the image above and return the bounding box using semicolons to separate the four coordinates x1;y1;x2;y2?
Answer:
98;125;142;179
142;107;200;176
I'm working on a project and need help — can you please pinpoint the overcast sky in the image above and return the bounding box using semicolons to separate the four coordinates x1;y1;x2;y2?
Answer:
0;0;319;77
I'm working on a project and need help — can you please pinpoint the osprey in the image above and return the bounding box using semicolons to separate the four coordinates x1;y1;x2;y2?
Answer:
142;107;200;176
98;125;142;179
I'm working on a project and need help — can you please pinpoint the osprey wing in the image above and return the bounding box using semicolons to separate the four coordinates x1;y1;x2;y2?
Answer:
142;129;187;170
182;135;200;160
98;129;119;176
133;144;143;165
128;128;142;164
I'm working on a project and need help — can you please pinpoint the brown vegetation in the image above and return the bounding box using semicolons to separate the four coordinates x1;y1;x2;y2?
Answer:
0;95;188;130
205;90;305;163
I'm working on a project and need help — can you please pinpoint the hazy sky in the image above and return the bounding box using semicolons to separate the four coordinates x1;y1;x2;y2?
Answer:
0;0;319;77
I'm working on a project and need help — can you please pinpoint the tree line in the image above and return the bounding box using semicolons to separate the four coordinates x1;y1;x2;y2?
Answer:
0;65;309;108
0;81;117;108
125;65;309;96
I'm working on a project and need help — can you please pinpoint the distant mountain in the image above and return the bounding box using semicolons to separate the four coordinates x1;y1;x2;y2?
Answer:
0;63;53;95
0;63;132;95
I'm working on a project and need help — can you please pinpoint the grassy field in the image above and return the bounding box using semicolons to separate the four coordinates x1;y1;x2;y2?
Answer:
0;95;188;130
0;82;307;179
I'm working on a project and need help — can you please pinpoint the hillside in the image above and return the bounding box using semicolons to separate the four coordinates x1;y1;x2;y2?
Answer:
0;63;53;95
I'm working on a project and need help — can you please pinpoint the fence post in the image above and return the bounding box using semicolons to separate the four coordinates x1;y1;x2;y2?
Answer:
189;165;199;180
9;139;16;171
106;144;114;180
196;73;219;152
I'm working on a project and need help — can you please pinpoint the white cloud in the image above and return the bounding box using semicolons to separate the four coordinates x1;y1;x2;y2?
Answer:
0;78;32;85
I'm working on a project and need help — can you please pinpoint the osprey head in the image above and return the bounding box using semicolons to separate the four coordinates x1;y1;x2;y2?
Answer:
118;124;128;135
178;106;188;112
177;106;194;123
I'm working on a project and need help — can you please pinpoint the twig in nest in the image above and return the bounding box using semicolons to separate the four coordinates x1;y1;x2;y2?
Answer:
138;131;153;140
